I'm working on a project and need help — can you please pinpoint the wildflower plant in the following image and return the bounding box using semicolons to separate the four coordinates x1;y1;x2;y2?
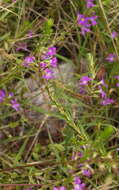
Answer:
0;0;119;189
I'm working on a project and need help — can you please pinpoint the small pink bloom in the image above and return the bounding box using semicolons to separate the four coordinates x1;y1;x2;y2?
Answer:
82;169;91;177
74;177;81;184
79;76;93;85
89;15;98;26
9;92;14;97
101;98;115;105
100;79;108;87
0;89;5;102
114;75;119;80
39;62;47;68
46;46;56;57
11;99;20;111
50;57;58;67
27;30;33;38
86;0;95;8
106;53;116;62
42;68;54;80
73;176;86;190
116;83;119;87
111;31;118;39
98;86;106;98
23;56;35;67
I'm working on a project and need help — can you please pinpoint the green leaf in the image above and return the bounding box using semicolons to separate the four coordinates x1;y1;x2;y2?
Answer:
97;125;115;143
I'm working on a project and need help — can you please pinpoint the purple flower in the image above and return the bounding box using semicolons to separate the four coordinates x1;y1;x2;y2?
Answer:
82;169;91;177
78;152;83;157
60;187;65;190
116;83;119;87
111;31;118;39
46;46;56;57
89;15;98;26
27;30;33;38
73;184;85;190
74;177;81;185
42;68;54;80
78;163;84;168
79;76;93;85
88;13;98;26
9;92;14;97
106;53;116;62
24;56;35;63
100;79;108;87
79;86;87;94
114;75;119;80
101;98;115;105
98;86;106;98
11;99;20;111
116;148;119;151
86;0;95;8
77;14;90;27
0;89;5;102
41;46;56;60
50;57;58;67
73;177;86;190
77;13;97;35
23;56;35;67
39;62;47;68
81;26;91;35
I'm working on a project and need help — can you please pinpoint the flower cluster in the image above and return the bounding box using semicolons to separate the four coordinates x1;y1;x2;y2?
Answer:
23;55;35;67
77;13;98;35
79;76;92;95
98;80;115;106
73;177;86;190
79;75;115;106
0;89;20;111
40;46;58;80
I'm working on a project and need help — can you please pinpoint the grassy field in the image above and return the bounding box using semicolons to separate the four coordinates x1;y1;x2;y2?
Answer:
0;0;119;189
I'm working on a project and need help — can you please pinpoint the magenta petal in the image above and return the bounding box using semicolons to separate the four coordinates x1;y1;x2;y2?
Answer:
42;68;54;80
111;31;118;38
11;99;20;111
79;76;93;85
106;53;116;62
82;169;91;177
0;89;6;102
101;98;115;105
